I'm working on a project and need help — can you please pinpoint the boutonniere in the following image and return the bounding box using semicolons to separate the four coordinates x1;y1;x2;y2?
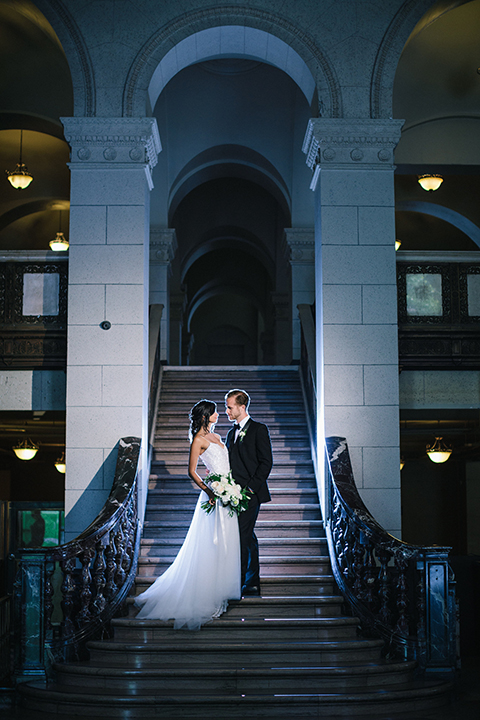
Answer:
238;426;248;442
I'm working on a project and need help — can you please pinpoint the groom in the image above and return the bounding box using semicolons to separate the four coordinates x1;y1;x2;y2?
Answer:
225;389;273;596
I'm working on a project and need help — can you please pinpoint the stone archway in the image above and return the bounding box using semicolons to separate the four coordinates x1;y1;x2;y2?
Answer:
123;6;341;117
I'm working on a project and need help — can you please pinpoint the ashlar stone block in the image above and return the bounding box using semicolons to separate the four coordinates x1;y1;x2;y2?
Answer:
323;324;398;365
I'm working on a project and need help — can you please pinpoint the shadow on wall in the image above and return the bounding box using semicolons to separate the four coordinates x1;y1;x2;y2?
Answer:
65;443;119;541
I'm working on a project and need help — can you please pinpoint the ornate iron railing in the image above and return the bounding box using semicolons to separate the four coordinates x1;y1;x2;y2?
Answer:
12;437;141;680
325;436;457;672
298;306;457;674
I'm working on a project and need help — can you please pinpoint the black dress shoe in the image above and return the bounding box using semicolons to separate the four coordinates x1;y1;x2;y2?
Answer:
242;585;260;596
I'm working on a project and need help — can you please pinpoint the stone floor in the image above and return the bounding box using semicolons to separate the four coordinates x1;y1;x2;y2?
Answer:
1;655;479;720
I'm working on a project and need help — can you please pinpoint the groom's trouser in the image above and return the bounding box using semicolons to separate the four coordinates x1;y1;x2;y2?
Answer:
239;494;260;588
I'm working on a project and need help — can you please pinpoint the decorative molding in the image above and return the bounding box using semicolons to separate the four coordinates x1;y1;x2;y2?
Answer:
150;228;178;264
40;0;96;116
123;6;341;118
303;119;405;177
370;0;433;118
284;229;315;262
61;117;161;188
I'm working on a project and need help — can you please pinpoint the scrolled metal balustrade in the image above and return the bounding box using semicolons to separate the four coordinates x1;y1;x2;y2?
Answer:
298;303;457;674
325;436;457;673
13;437;142;679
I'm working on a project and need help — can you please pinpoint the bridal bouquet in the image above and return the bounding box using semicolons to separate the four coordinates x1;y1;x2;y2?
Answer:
201;471;250;517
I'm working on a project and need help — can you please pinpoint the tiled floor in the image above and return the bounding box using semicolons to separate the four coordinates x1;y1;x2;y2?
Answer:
1;655;479;720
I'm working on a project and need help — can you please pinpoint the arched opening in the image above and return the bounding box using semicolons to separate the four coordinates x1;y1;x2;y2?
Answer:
150;51;313;365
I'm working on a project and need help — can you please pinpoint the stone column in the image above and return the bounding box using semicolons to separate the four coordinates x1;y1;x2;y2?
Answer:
303;118;403;536
62;117;161;540
150;228;177;363
284;229;315;361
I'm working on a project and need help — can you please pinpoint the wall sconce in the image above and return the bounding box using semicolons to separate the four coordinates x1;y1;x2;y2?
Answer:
13;439;39;460
395;239;402;251
417;174;443;192
400;457;405;470
6;129;34;190
426;436;452;463
54;452;66;473
49;210;69;251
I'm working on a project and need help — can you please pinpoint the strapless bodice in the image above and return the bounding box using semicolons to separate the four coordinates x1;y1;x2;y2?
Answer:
200;442;230;476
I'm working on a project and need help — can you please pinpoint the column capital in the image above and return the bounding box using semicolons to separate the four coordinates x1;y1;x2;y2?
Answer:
150;228;177;265
283;228;315;263
61;117;161;189
303;118;405;178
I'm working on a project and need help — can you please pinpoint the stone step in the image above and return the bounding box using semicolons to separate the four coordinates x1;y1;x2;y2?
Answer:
20;678;452;718
53;659;417;693
209;595;345;618
153;437;311;450
148;476;317;490
133;574;336;597
150;462;315;476
155;422;309;434
144;504;321;522
148;470;317;484
126;594;343;619
140;537;328;558
141;519;325;539
112;616;356;642
86;636;386;667
136;555;331;577
145;488;319;506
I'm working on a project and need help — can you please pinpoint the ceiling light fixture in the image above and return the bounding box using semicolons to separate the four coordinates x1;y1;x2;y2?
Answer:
417;174;443;192
6;129;34;190
426;436;452;464
54;452;66;474
13;438;39;461
49;210;69;251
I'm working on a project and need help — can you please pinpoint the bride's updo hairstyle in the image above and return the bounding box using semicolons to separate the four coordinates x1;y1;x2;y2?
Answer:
189;399;217;442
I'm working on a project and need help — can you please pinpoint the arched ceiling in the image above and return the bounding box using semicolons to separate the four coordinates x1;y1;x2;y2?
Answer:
148;26;316;110
0;1;72;251
394;0;480;165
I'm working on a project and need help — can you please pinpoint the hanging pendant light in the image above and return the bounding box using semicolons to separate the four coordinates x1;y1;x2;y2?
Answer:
6;130;34;190
54;452;66;473
417;174;443;192
49;210;69;251
13;438;39;460
426;436;452;464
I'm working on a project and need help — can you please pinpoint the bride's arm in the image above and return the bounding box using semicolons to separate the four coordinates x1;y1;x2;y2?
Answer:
188;437;215;503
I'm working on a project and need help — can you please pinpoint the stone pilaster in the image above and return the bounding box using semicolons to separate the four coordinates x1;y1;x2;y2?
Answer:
61;117;161;540
271;291;291;364
150;228;177;363
284;229;315;360
303;118;404;536
170;292;186;366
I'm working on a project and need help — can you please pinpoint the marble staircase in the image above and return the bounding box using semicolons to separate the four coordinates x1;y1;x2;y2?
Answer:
20;367;452;718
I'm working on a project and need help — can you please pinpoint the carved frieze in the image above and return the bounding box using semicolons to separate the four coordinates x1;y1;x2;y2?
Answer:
150;228;178;264
61;118;162;188
302;118;404;174
283;229;315;263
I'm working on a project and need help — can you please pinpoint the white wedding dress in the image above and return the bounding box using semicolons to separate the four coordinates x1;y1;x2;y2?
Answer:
134;441;241;629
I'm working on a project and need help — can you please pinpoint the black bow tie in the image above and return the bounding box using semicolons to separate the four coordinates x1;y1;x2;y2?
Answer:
233;423;240;431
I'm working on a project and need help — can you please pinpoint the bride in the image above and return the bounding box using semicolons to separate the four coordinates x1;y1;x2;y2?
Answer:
134;399;241;629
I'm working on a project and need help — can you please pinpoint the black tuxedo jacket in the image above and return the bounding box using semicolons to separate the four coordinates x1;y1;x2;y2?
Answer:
226;419;272;504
